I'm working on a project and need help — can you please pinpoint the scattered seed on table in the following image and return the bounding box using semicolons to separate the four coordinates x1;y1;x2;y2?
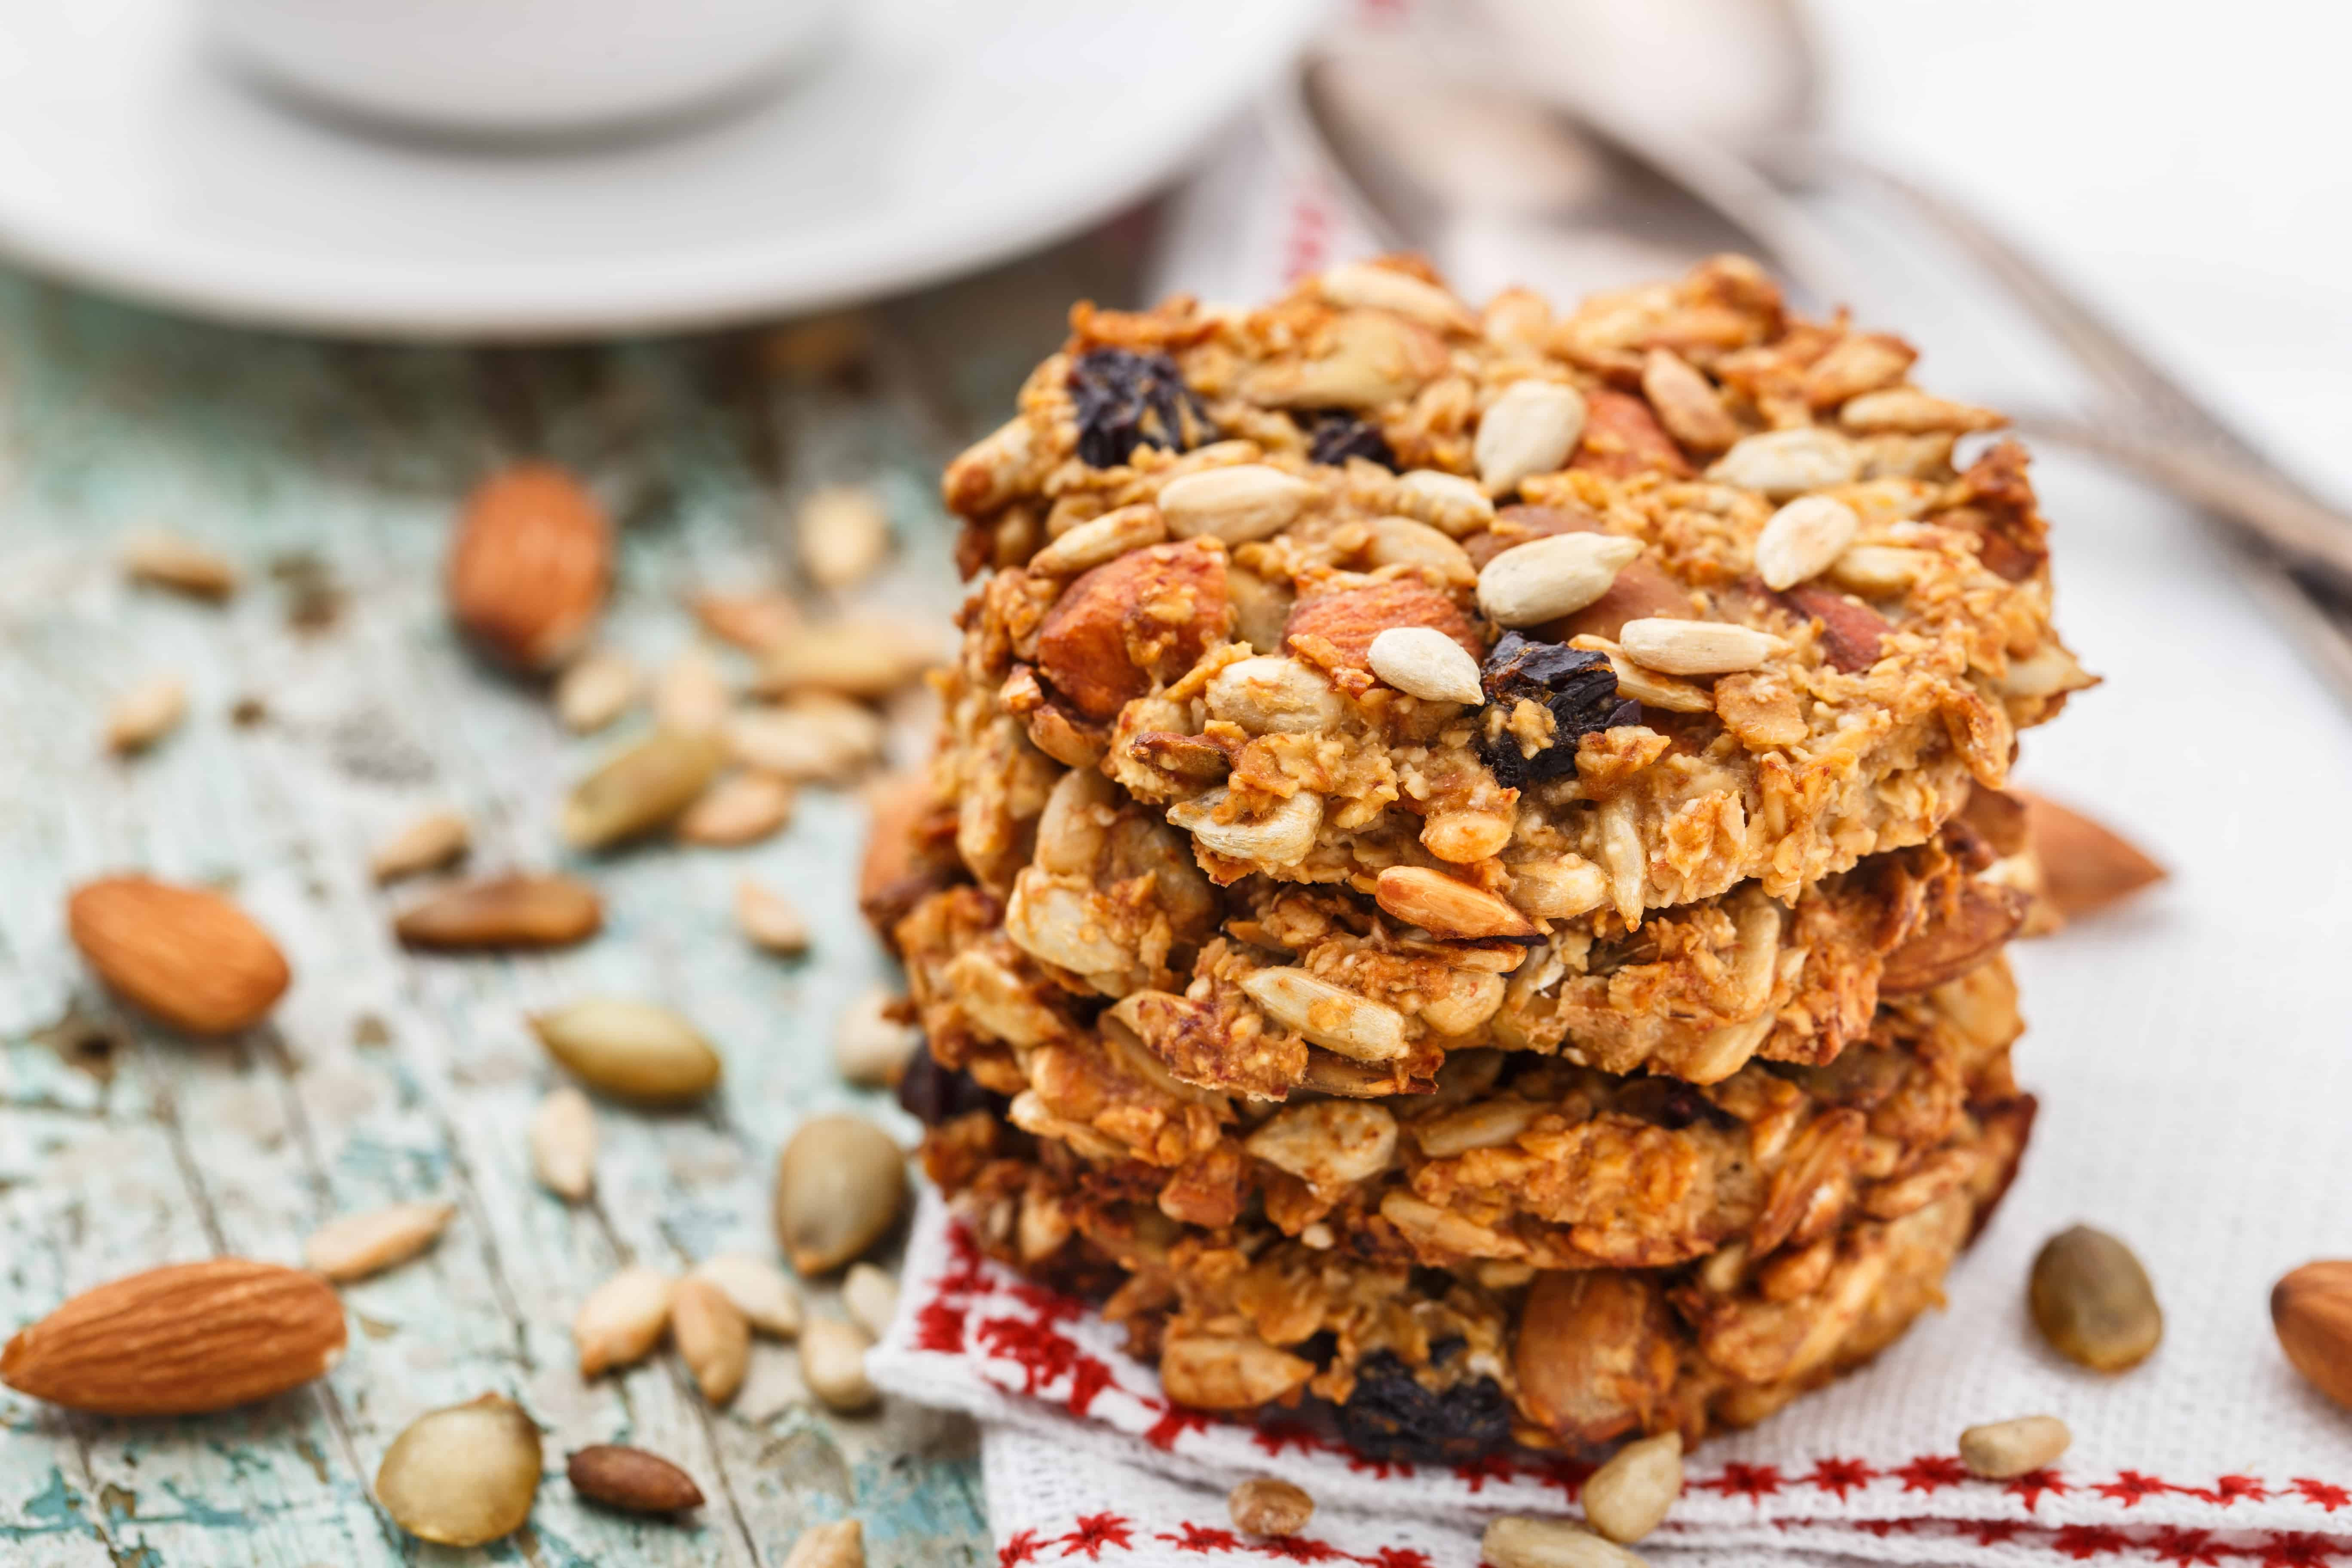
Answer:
376;1393;542;1547
303;1200;456;1284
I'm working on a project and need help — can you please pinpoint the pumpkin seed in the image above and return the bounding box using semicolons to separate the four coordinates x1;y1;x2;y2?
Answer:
799;1317;879;1412
531;999;720;1106
393;874;601;949
783;1519;866;1568
304;1200;456;1284
774;1115;906;1274
842;1262;899;1341
688;1252;802;1338
574;1265;674;1377
376;1393;542;1547
529;1086;597;1200
1481;1516;1645;1568
2029;1225;2162;1371
567;1443;704;1513
1958;1414;2071;1479
670;1277;749;1405
560;730;724;849
1580;1431;1681;1543
370;810;471;882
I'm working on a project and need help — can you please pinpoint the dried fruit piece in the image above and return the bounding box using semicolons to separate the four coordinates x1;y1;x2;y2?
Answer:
842;1262;900;1340
1228;1476;1314;1536
1481;1516;1643;1568
1581;1430;1681;1544
1476;380;1588;495
799;1318;879;1412
377;1393;542;1546
568;1444;704;1514
531;999;721;1106
447;463;610;670
1069;348;1213;468
835;987;916;1087
1478;534;1642;628
2029;1225;2162;1372
561;731;725;850
689;1253;802;1338
304;1200;457;1283
677;772;795;845
1367;626;1483;704
1754;496;1861;591
1304;412;1395;469
67;876;291;1035
1476;633;1627;790
736;878;810;954
0;1259;345;1415
122;530;238;600
574;1265;674;1377
2270;1260;2352;1410
1336;1349;1512;1464
371;810;470;882
530;1086;597;1200
782;1518;865;1568
105;675;187;753
394;873;601;949
1958;1414;2071;1478
671;1277;750;1404
1035;539;1229;720
555;649;639;734
775;1115;907;1274
1618;618;1782;676
2020;792;2165;919
799;484;893;590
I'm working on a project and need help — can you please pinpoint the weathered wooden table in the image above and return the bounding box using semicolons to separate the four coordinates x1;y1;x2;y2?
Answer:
0;229;1147;1566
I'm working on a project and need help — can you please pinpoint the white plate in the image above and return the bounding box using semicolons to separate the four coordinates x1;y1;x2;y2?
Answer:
0;0;1324;338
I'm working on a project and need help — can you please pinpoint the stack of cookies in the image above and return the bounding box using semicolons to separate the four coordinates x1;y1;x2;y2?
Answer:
870;256;2088;1460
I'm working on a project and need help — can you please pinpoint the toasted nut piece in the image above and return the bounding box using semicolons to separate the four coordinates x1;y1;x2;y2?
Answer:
799;1318;879;1412
2272;1261;2352;1410
304;1200;456;1283
1166;788;1323;866
568;1444;704;1513
1035;539;1231;720
757;620;939;699
122;530;237;599
1029;504;1166;575
1571;389;1693;481
654;645;732;737
2030;1225;2162;1371
783;1519;865;1568
677;772;795;845
1367;626;1483;704
842;1262;900;1340
530;1086;597;1200
671;1277;750;1404
1244;1101;1397;1187
0;1259;344;1415
1841;387;2006;434
1421;806;1515;864
1804;332;1917;407
1374;866;1535;939
562;731;724;849
1412;1100;1540;1158
1828;543;1931;595
377;1394;542;1546
1880;881;2027;992
1365;515;1476;586
691;590;799;652
1320;261;1473;332
2020;792;2165;919
775;1115;907;1274
834;986;916;1087
1246;309;1446;409
1617;618;1782;676
1482;1516;1644;1568
1707;427;1862;498
371;809;470;882
1159;1333;1314;1409
799;484;893;590
531;999;720;1106
574;1265;674;1377
735;878;810;954
1158;464;1313;545
1639;349;1738;451
729;695;885;781
67;876;290;1035
1477;380;1589;495
1478;534;1642;627
1581;1431;1681;1544
1392;469;1495;536
394;873;601;949
1959;1415;2071;1479
944;416;1040;515
1228;1476;1314;1536
447;463;609;670
1516;1271;1676;1447
689;1253;803;1338
1240;968;1406;1062
555;649;639;733
105;675;187;753
1754;496;1861;591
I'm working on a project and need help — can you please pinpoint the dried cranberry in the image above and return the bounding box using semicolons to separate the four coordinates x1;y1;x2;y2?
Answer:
1068;348;1213;468
1303;412;1396;470
895;1041;991;1126
1476;632;1624;789
1335;1350;1514;1464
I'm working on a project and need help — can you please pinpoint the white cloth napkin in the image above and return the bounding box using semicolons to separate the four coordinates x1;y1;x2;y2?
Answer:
872;21;2352;1562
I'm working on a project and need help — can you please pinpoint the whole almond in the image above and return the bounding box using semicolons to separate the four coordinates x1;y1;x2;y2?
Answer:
784;1519;866;1568
575;1266;674;1378
561;731;725;850
68;876;291;1034
688;1253;802;1339
530;1085;597;1200
377;1393;542;1546
2030;1225;2162;1372
370;809;470;882
678;773;795;846
304;1200;457;1283
1374;866;1535;940
735;879;810;955
2272;1260;2352;1409
394;873;601;949
2020;792;2166;920
105;675;189;753
569;1444;704;1513
1;1259;344;1415
671;1277;750;1404
447;463;610;670
122;530;238;600
533;999;722;1106
555;649;640;734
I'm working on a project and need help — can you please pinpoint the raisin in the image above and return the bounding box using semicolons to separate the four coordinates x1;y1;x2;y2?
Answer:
1335;1350;1515;1464
896;1043;992;1126
1613;1076;1739;1132
1303;411;1396;470
1068;348;1213;468
1475;631;1624;790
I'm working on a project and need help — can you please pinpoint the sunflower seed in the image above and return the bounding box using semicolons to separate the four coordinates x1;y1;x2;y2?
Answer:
531;999;721;1106
574;1265;674;1377
1239;968;1406;1062
834;987;917;1087
1392;469;1494;536
1477;534;1643;627
304;1200;456;1283
370;810;470;882
1754;496;1861;591
1228;1476;1314;1535
735;878;810;954
1617;618;1783;676
530;1086;597;1200
728;696;884;781
1482;1516;1645;1568
1165;788;1323;866
670;1277;750;1404
105;676;187;753
775;1115;906;1274
394;873;601;949
122;530;237;600
691;591;799;653
1958;1415;2071;1479
842;1262;900;1340
1476;380;1588;495
649;645;730;737
783;1518;865;1568
1639;349;1739;450
1028;504;1167;576
677;773;795;845
1367;626;1483;704
1157;464;1313;544
1706;427;1861;498
555;649;639;734
567;1444;704;1513
1319;262;1473;332
799;1318;879;1412
1580;1431;1681;1543
376;1393;542;1547
799;485;894;590
560;731;725;849
757;621;939;699
688;1253;802;1338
